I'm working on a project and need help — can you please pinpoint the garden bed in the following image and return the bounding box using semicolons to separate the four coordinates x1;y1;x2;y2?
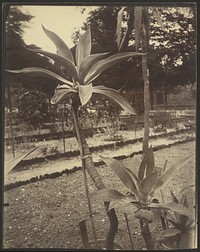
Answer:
3;141;196;249
5;128;194;169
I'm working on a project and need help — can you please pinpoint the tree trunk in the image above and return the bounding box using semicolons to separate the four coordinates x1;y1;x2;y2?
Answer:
71;98;118;249
142;54;150;154
141;8;154;250
142;7;150;155
6;76;12;112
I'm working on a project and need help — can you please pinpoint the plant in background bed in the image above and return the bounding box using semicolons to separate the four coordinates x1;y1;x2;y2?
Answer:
90;147;195;249
7;25;145;249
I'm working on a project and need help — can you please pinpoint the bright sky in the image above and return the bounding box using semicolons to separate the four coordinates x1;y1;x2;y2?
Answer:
21;6;97;52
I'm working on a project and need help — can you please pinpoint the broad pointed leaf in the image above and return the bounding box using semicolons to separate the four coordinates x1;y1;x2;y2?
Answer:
153;154;194;192
126;155;142;175
170;191;179;203
116;7;126;48
149;209;161;232
51;85;77;104
90;188;125;202
138;146;152;181
135;209;154;223
134;7;143;51
124;167;139;190
78;83;93;106
84;52;146;84
153;8;164;29
108;197;136;212
28;48;78;81
148;202;194;220
138;171;158;196
161;228;182;238
75;28;91;68
7;68;73;87
180;193;189;207
5;147;38;175
100;156;138;193
146;146;155;176
42;25;74;63
79;52;109;83
93;86;135;114
166;210;179;226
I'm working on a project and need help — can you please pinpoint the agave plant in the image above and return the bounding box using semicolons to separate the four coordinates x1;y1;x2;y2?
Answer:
7;25;144;111
90;147;195;227
161;191;196;249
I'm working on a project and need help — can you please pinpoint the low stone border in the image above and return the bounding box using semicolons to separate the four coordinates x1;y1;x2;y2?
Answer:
4;137;195;191
14;128;194;170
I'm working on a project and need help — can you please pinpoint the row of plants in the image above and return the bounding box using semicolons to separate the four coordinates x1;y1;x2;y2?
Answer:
5;6;196;249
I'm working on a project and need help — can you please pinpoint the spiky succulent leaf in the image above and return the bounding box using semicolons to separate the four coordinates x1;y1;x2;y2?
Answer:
116;7;126;48
153;154;194;192
101;156;138;194
5;147;38;175
7;68;73;87
78;52;109;83
149;209;161;232
146;146;155;176
134;7;143;51
90;188;125;202
138;171;158;197
124;167;139;190
28;48;78;81
76;28;91;68
78;83;93;106
170;191;179;203
147;202;194;220
135;209;154;223
51;85;77;104
84;52;146;84
42;25;74;63
138;146;152;181
161;228;182;238
108;197;136;212
180;193;189;207
126;154;142;175
93;85;135;114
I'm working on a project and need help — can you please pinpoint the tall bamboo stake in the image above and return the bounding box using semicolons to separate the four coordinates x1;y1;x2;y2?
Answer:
71;101;98;248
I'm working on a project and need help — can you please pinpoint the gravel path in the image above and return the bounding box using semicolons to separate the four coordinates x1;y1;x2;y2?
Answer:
5;130;194;185
3;141;196;249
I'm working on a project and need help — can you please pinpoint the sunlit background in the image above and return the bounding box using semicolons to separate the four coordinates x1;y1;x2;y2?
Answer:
21;6;97;51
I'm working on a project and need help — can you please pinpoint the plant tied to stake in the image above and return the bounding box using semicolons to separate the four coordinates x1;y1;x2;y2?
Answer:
7;25;145;112
7;25;145;249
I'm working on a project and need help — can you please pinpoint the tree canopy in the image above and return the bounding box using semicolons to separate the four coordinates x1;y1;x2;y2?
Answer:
5;6;57;110
73;6;196;92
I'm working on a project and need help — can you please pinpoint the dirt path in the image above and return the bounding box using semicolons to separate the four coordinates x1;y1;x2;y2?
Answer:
3;141;196;249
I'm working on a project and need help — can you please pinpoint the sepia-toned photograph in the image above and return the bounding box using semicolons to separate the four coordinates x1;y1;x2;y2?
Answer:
3;2;197;250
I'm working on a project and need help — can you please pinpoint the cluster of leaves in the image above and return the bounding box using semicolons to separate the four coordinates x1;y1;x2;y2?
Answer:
8;25;145;114
91;147;195;231
162;191;196;248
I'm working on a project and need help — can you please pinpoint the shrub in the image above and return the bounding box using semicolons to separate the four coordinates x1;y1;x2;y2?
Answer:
18;90;49;129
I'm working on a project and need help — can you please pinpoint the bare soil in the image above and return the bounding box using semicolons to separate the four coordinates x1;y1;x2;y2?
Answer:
3;141;196;250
